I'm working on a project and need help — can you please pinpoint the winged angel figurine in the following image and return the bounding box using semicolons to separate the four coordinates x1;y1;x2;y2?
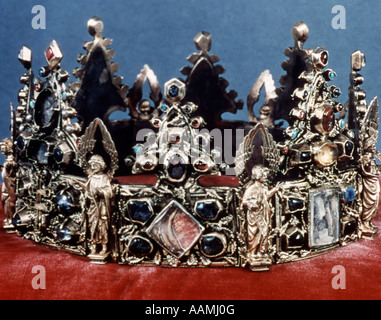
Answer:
77;118;118;261
235;123;280;270
359;98;380;239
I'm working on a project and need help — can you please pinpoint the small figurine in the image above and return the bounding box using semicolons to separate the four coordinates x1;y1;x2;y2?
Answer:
235;123;280;271
77;118;118;263
241;165;279;270
358;97;380;239
0;138;16;231
359;151;380;238
86;154;113;259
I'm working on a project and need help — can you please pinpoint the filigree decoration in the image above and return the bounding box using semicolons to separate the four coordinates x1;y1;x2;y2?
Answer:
77;118;118;178
186;254;199;266
128;64;162;119
247;70;278;127
166;254;180;267
235;123;280;185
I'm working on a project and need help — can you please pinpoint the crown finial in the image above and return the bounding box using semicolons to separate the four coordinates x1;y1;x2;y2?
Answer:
87;16;104;39
18;46;32;69
351;50;366;71
292;21;309;48
194;31;212;53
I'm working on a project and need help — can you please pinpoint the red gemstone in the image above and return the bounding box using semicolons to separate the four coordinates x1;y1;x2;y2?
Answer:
192;119;200;128
34;84;41;91
195;161;208;171
320;51;328;65
283;147;289;154
322;107;334;132
299;111;305;119
143;162;153;169
153;119;161;127
46;47;54;61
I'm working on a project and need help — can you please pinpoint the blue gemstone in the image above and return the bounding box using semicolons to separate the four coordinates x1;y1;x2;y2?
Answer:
201;235;225;257
168;85;179;97
299;152;311;163
345;141;354;155
329;72;336;80
127;200;153;224
344;186;356;202
161;104;168;111
53;147;64;163
57;227;72;242
56;193;73;215
62;91;67;100
168;163;186;179
332;87;341;98
12;213;22;227
167;155;186;180
291;129;298;139
16;136;25;150
195;201;220;220
133;145;143;154
29;100;35;108
128;236;153;256
39;68;45;77
339;119;346;129
289;231;304;247
288;198;304;212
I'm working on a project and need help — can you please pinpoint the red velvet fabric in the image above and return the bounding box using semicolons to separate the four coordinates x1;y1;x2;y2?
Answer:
114;174;241;187
0;189;380;300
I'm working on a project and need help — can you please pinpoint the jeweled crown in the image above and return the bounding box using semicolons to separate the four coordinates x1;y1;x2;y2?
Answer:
1;18;379;271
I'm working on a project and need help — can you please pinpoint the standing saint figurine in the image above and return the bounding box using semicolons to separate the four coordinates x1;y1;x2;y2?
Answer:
357;97;380;239
0;138;16;230
359;152;380;238
241;165;279;270
86;154;113;257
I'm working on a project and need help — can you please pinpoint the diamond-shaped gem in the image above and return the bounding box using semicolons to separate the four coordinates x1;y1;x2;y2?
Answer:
147;200;204;258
